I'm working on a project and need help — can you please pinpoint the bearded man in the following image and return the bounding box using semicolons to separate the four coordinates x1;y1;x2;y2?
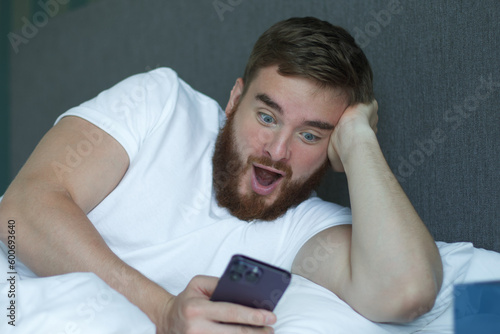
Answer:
0;17;442;333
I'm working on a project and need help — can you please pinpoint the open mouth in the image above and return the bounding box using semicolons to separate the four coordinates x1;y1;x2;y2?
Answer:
251;163;286;196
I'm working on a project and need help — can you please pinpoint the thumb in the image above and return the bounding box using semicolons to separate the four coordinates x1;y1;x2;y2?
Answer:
188;275;220;298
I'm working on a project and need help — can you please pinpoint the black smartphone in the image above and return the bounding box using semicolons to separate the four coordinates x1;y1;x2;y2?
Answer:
210;254;291;311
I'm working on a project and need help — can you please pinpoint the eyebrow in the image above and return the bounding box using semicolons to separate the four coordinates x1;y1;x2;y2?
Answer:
255;93;335;131
256;93;283;114
303;120;335;130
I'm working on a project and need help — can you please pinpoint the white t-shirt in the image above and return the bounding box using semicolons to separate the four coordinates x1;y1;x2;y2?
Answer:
38;68;351;294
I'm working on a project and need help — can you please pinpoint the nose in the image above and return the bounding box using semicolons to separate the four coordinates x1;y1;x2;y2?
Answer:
264;131;291;162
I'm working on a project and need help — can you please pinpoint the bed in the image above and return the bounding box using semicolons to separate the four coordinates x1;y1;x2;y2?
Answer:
1;241;500;333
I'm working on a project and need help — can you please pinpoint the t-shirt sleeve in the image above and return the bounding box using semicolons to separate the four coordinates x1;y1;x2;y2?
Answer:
277;196;352;270
54;68;180;162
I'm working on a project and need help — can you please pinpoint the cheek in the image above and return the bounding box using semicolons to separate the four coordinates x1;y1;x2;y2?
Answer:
291;145;328;179
232;116;258;158
234;116;272;158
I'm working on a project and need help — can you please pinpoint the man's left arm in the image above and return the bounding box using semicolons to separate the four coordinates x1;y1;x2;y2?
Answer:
292;100;443;323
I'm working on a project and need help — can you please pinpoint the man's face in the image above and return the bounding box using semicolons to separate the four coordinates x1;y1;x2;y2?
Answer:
212;65;348;221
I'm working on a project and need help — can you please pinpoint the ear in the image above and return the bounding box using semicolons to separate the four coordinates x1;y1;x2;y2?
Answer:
225;78;245;117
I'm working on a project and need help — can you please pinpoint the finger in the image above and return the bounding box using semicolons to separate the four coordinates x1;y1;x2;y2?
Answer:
220;324;275;334
207;301;276;327
178;312;275;334
202;320;275;334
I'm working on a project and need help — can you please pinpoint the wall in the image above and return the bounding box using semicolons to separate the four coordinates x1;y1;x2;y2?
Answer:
1;0;101;193
0;0;11;194
5;0;500;251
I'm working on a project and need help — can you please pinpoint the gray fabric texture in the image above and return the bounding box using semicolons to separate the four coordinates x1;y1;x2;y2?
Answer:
8;0;500;251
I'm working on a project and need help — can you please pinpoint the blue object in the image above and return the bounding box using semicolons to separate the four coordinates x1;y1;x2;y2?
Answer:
454;281;500;334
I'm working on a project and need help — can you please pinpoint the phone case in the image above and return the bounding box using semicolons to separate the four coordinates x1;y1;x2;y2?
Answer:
210;254;291;311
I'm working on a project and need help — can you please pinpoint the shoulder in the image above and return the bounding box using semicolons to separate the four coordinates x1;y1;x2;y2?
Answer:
288;195;352;223
105;67;180;93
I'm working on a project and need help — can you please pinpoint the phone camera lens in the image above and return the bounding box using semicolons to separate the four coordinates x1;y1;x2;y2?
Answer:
245;267;262;283
229;261;247;281
233;262;247;273
229;271;242;281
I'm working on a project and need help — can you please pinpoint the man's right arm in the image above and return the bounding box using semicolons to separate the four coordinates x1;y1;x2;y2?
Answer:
0;116;174;323
0;116;275;333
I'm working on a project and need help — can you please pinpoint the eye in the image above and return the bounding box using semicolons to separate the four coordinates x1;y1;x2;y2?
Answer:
258;112;275;125
301;132;319;143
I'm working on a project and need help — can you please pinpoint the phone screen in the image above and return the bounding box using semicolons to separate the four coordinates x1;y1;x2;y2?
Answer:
210;254;291;311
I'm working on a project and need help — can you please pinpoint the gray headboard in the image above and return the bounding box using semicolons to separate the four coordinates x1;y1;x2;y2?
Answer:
8;0;500;252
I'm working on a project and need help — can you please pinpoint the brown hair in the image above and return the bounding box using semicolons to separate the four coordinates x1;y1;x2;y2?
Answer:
242;17;374;105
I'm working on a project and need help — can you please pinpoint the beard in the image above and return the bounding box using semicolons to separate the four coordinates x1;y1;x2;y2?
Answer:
212;105;330;222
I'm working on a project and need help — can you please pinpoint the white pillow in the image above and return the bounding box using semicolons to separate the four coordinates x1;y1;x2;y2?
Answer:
463;246;500;282
274;241;474;334
417;244;500;333
274;274;389;333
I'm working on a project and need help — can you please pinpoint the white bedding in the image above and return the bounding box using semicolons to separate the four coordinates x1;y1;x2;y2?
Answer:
1;241;499;333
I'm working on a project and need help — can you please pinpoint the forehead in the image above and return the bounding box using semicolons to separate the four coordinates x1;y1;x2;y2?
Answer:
245;66;348;125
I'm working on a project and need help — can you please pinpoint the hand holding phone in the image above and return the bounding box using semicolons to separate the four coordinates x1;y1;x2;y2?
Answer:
162;275;276;333
210;254;291;311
